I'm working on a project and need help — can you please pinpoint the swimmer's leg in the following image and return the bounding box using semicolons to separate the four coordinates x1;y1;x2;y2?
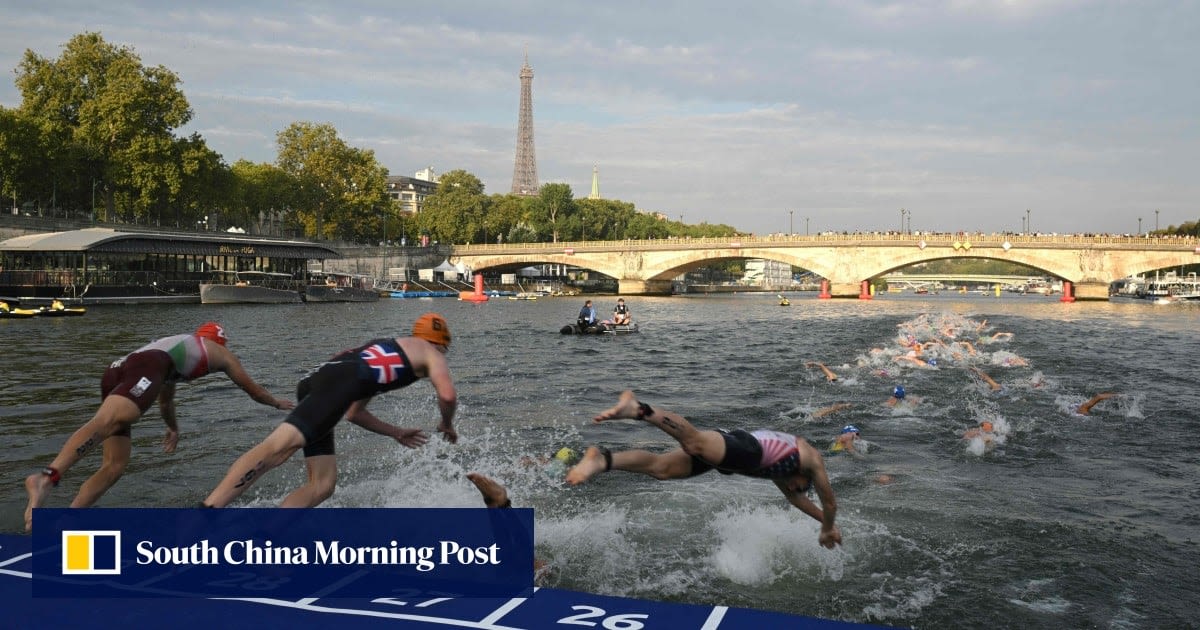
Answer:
567;447;694;485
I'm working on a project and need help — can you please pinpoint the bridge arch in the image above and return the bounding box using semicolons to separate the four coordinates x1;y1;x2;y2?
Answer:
451;235;1200;299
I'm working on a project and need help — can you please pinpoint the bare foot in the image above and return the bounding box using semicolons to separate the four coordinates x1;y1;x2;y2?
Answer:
24;473;53;532
593;390;640;422
565;446;607;486
466;472;509;508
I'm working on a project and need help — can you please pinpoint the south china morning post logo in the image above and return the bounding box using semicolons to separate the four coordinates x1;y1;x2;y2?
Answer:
34;508;534;598
61;530;121;575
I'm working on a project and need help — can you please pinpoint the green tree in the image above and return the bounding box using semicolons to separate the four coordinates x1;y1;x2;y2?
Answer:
416;169;489;244
230;160;298;235
486;193;537;243
533;182;575;242
174;134;231;229
275;121;389;242
0;106;48;214
625;211;671;239
15;32;193;222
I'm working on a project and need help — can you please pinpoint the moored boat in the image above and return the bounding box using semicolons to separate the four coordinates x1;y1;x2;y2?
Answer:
37;304;87;316
2;298;85;317
200;271;302;304
1110;272;1200;301
0;303;40;318
304;272;379;303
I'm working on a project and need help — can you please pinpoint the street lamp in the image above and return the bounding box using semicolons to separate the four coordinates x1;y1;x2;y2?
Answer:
906;211;912;235
382;208;389;246
1021;215;1026;234
1026;209;1031;235
805;216;810;236
899;208;907;234
1155;209;1160;232
1138;217;1142;235
789;209;794;235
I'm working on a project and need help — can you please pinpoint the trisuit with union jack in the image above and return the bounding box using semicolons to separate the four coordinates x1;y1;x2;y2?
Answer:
199;313;457;509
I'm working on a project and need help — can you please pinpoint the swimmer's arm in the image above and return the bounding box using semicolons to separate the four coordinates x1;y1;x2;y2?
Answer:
157;383;178;432
1077;392;1116;415
425;353;458;430
345;398;428;446
775;478;825;523
158;383;179;453
212;346;293;410
809;464;838;534
345;397;395;435
812;403;851;419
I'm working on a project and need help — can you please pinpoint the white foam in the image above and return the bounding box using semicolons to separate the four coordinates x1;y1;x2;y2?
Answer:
707;504;845;584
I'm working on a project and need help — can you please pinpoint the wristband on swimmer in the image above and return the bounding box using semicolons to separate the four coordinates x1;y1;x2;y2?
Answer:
598;446;613;472
42;466;61;486
636;402;654;419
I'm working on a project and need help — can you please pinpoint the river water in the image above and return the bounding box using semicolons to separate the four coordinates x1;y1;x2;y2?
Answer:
2;293;1197;628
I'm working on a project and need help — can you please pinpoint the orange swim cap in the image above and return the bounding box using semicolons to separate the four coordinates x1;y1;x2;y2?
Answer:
412;313;451;348
195;321;227;346
981;421;994;432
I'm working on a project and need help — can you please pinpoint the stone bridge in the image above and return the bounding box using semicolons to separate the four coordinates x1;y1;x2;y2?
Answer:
452;233;1200;300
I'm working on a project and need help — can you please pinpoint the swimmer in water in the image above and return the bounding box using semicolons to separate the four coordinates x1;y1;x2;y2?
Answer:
885;385;910;407
962;420;996;441
519;447;582;477
1077;392;1117;415
830;425;863;456
465;472;550;582
812;403;852;419
566;390;843;549
969;367;1003;392
805;361;840;382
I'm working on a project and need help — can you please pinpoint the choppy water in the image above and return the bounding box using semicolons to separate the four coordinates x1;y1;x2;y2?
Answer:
2;293;1198;628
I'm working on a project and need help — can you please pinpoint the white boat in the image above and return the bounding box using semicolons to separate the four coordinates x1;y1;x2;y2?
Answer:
1144;272;1200;301
1112;272;1200;301
200;271;302;304
304;272;379;303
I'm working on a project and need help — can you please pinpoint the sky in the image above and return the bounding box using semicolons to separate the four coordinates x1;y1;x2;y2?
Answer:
1;1;1197;237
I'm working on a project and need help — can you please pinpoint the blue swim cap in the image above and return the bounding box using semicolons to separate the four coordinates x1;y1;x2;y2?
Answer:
842;425;860;434
928;358;938;366
893;385;906;399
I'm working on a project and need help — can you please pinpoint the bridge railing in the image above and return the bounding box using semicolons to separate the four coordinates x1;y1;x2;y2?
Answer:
452;232;1199;255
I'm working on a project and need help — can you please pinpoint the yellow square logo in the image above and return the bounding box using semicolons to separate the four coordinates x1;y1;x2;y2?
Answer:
61;530;121;575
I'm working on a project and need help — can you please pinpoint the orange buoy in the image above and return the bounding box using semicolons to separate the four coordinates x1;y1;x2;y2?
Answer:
858;280;873;300
1060;280;1075;303
460;274;489;302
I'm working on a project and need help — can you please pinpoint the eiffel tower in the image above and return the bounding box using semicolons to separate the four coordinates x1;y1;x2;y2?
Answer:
510;51;539;196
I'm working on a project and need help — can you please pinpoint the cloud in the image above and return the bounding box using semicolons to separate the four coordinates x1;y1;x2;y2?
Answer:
1;0;1198;235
